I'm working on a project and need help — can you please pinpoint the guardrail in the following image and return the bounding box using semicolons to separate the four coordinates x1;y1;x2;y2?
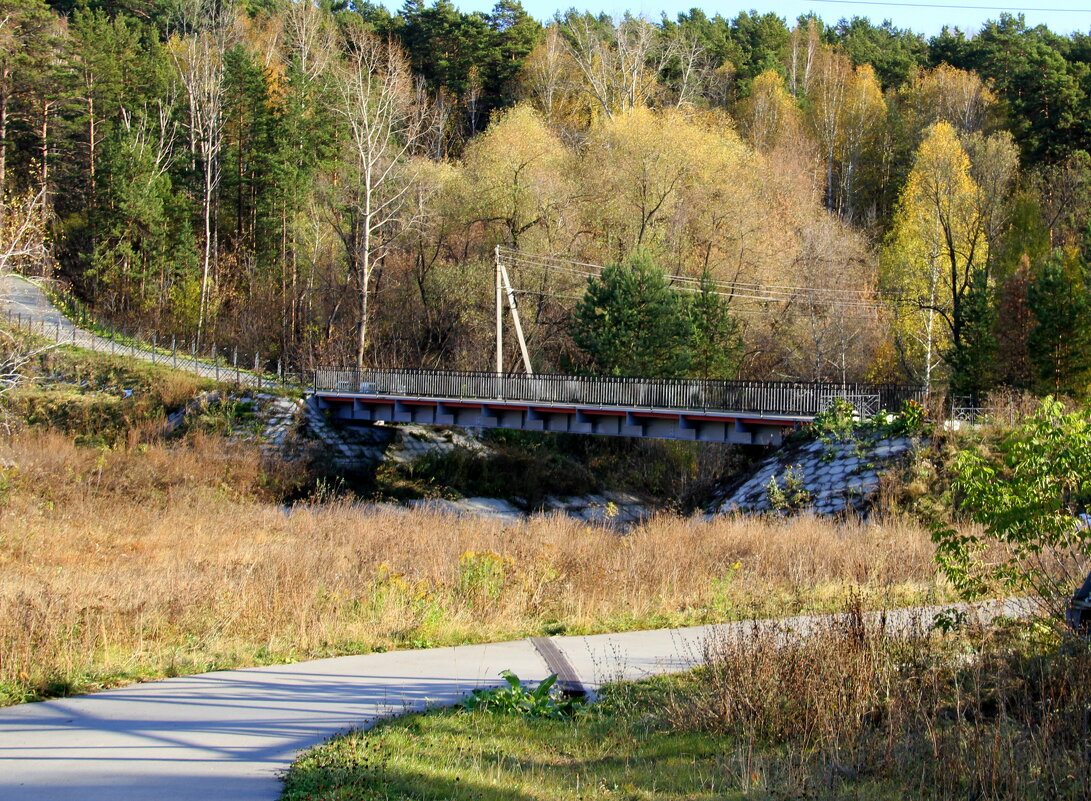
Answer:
314;368;925;418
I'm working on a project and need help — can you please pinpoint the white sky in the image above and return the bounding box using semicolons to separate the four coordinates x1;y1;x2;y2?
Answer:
455;0;1091;37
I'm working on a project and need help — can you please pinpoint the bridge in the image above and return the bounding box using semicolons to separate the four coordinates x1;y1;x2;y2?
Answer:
313;369;925;446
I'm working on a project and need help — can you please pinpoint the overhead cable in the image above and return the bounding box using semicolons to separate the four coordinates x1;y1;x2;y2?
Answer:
497;247;898;312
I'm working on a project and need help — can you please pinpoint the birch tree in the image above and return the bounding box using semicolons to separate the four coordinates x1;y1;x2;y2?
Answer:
333;27;431;368
561;15;675;118
900;63;996;140
280;0;336;348
883;121;988;384
0;186;47;275
807;46;851;212
837;63;885;223
786;19;820;98
739;70;801;152
170;0;234;345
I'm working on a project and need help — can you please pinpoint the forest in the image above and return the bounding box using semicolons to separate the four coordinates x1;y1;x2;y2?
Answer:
4;0;1091;396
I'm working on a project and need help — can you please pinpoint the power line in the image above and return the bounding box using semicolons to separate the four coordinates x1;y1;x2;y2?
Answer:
499;247;886;300
499;247;900;312
511;286;888;318
802;0;1091;13
508;257;890;310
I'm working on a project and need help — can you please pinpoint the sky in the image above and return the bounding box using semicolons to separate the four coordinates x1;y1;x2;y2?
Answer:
456;0;1091;37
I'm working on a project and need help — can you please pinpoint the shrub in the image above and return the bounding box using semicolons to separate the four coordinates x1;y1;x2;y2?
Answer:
933;396;1091;616
766;465;811;513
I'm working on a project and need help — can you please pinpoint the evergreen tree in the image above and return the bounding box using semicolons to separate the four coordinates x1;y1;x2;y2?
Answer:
688;270;742;380
0;0;58;199
949;267;997;398
1027;250;1091;396
484;0;541;111
994;256;1035;389
572;251;694;378
728;10;790;93
89;121;198;324
834;17;927;89
222;42;275;253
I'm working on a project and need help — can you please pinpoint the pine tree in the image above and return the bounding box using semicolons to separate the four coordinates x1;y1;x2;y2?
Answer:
688;270;742;380
90;121;198;325
949;267;997;398
1027;251;1091;396
994;256;1035;389
572;251;694;379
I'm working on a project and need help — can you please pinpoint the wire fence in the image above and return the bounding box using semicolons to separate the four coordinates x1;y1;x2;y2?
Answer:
3;307;303;391
315;367;926;418
950;394;1034;426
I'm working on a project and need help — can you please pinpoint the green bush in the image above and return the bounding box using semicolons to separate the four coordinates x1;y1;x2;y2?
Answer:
933;396;1091;616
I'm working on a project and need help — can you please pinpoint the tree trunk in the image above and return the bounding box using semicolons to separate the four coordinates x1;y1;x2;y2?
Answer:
0;65;8;202
357;186;372;369
198;155;213;346
86;80;97;204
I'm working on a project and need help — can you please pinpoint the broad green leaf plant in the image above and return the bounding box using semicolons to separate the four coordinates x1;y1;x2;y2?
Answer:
933;397;1091;617
459;670;581;719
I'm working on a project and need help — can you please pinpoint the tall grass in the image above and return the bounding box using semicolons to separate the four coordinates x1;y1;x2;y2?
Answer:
665;608;1091;799
0;431;944;704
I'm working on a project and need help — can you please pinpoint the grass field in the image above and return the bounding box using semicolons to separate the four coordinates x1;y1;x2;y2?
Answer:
282;612;1091;801
0;426;949;705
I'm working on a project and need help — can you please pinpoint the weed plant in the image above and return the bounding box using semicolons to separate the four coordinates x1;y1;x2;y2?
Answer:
662;607;1091;800
459;671;580;718
0;326;215;444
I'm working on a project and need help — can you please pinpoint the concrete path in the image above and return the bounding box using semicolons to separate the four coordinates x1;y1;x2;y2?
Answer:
0;599;1028;801
0;274;274;388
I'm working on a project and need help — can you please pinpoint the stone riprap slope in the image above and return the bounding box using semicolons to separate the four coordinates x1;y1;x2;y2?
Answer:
713;435;917;515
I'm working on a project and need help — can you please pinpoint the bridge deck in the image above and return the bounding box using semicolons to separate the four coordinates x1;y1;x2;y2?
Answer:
312;369;924;446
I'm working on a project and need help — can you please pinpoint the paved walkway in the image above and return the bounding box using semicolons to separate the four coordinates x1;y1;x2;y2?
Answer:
0;274;274;388
0;599;1028;801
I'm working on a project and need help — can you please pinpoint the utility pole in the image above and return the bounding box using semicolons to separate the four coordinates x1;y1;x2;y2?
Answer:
500;260;533;375
495;244;503;374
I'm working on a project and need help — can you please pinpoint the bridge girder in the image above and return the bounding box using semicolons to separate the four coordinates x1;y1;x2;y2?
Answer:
315;393;796;446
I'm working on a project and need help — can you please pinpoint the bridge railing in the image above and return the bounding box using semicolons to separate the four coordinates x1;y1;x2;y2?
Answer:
314;368;926;418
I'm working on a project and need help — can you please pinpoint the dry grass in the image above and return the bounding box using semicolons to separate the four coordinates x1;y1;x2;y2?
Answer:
659;609;1091;800
0;430;946;704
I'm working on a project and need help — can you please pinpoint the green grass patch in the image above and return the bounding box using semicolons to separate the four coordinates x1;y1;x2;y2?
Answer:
2;324;232;443
281;618;1091;801
282;677;732;801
